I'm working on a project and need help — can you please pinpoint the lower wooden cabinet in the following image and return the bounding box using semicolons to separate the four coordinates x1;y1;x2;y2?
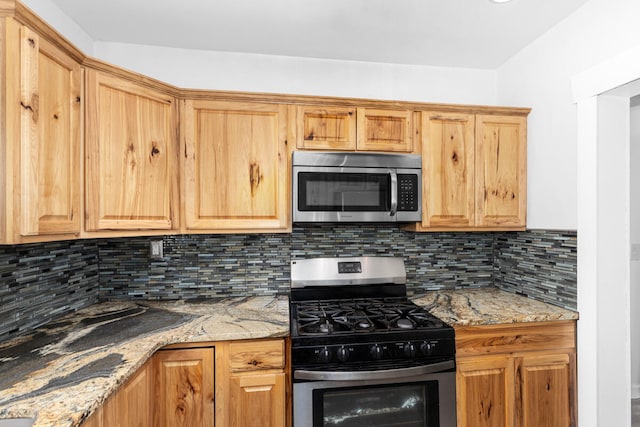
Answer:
81;338;286;427
455;321;576;427
82;359;153;427
215;339;286;427
154;347;215;427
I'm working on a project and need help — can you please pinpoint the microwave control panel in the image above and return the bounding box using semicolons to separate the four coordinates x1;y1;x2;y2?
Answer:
398;174;419;212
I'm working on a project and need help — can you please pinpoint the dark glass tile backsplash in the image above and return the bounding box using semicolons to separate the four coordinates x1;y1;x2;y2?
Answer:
0;240;99;342
0;227;576;343
493;230;577;310
97;226;576;311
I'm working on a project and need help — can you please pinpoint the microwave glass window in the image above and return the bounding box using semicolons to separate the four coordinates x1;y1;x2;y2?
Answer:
314;382;439;427
299;172;390;211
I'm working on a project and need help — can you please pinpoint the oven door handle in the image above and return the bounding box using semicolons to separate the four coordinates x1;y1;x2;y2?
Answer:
293;360;455;381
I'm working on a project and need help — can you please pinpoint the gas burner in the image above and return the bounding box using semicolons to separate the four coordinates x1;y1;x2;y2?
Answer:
292;298;446;336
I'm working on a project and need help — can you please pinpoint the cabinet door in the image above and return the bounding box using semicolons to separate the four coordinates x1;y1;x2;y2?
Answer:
15;24;81;238
102;360;153;427
297;105;356;150
229;372;285;427
517;352;575;427
154;347;215;427
182;100;290;231
456;355;514;427
85;70;177;231
357;108;413;152
475;115;526;228
81;406;102;427
421;112;475;227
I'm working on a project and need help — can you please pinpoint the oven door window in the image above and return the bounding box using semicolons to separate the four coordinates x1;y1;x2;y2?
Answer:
298;172;391;212
313;381;439;427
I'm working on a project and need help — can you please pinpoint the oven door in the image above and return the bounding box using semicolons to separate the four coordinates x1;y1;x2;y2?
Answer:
293;364;456;427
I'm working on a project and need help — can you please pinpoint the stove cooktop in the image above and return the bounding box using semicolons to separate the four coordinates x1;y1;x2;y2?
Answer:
291;298;446;337
289;257;455;371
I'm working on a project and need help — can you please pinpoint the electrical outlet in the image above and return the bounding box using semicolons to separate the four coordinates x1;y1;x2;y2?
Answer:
150;240;164;260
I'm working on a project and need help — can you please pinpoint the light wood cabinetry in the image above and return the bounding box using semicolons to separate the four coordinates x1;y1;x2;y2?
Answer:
85;69;178;232
357;107;413;152
297;106;356;150
81;338;286;427
154;347;215;427
103;359;154;427
216;339;286;427
420;112;476;227
410;111;526;231
455;321;576;427
82;359;153;427
475;114;527;228
1;19;82;243
2;4;531;242
297;106;413;152
181;100;292;232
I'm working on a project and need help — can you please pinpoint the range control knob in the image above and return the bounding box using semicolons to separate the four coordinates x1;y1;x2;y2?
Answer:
370;344;384;360
420;341;434;356
318;346;331;363
336;346;350;362
403;342;417;358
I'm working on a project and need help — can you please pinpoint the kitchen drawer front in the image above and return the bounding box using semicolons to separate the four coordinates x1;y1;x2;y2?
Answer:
454;320;576;357
229;339;285;372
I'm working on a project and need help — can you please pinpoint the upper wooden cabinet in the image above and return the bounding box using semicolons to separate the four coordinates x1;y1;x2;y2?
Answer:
412;111;526;231
181;100;292;232
297;106;413;152
357;108;413;152
84;70;178;232
475;114;527;228
0;20;82;243
421;112;476;228
297;106;356;150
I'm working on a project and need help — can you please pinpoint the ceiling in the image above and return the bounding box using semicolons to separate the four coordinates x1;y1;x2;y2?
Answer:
49;0;589;69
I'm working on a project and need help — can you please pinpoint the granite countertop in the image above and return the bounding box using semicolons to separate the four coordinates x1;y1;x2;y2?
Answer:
411;287;579;326
0;287;579;426
0;296;289;427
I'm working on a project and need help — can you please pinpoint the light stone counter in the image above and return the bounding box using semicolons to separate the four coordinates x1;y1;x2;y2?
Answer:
0;296;289;427
411;287;579;326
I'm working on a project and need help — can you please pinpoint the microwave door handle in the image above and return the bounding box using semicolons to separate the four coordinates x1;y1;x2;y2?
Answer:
390;171;398;216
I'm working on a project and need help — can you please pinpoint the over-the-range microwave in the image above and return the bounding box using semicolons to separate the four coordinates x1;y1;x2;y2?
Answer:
292;151;422;223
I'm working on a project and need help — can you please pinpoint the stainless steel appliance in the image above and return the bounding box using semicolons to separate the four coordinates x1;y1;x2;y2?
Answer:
290;257;456;427
292;151;422;223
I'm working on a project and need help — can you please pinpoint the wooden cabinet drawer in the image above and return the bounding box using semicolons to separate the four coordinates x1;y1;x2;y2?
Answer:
454;320;576;357
228;339;284;372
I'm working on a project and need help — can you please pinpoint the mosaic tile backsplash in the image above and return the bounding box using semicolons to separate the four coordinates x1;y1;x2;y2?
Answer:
1;227;577;342
0;240;99;342
493;230;577;310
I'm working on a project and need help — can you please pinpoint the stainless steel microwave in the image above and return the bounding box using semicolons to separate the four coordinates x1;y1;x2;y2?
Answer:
292;151;422;223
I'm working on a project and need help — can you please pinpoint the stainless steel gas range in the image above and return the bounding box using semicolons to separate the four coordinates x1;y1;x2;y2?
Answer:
290;256;457;427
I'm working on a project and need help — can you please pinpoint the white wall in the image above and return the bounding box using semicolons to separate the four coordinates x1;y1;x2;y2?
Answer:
631;99;640;398
92;41;497;106
19;0;94;54
497;0;640;230
495;0;640;425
